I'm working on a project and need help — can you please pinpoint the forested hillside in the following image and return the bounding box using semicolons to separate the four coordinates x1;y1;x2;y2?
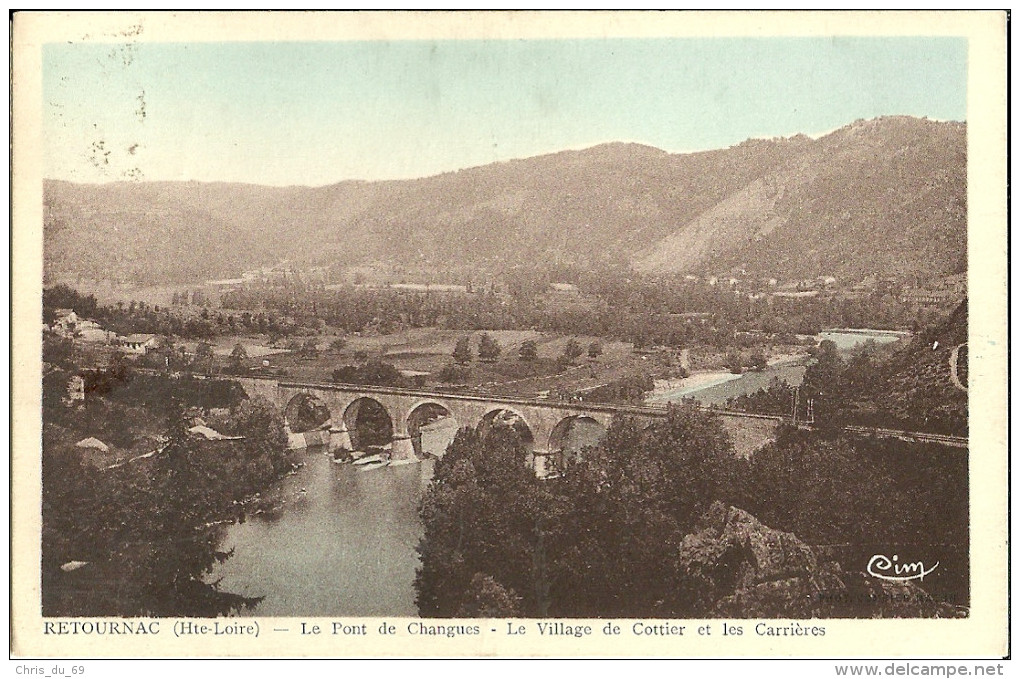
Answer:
44;116;965;284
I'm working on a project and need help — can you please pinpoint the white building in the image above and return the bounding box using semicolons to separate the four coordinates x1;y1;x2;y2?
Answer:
121;334;158;354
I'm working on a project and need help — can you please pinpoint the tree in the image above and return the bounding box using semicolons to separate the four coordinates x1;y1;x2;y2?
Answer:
329;337;348;353
519;340;538;362
724;350;743;374
43;335;75;369
453;336;473;365
587;341;603;360
124;401;256;615
415;423;558;617
195;342;214;374
477;333;501;362
109;350;131;382
802;339;846;429
220;396;291;476
549;405;739;617
415;404;739;618
300;338;319;357
748;350;768;371
229;343;249;372
582;374;654;404
455;573;523;617
732;427;908;549
562;338;583;364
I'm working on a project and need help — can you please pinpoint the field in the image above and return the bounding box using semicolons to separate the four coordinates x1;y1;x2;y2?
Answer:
57;280;808;401
199;328;676;399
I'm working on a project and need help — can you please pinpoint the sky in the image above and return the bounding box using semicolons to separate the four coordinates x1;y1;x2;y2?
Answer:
42;37;967;186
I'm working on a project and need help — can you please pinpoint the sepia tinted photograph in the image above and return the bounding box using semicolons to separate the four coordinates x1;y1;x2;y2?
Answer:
16;13;1003;649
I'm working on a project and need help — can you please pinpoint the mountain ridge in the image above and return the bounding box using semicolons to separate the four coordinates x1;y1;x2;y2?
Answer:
43;115;966;285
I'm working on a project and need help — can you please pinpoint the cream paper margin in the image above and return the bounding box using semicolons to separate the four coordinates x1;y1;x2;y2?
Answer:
10;10;1008;659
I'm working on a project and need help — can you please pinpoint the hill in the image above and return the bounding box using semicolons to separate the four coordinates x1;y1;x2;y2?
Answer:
876;300;968;434
43;116;965;284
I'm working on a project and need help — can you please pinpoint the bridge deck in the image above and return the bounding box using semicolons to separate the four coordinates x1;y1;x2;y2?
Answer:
134;369;967;447
274;378;786;422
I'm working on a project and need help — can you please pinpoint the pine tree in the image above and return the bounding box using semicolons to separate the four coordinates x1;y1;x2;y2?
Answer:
478;333;501;362
453;336;473;365
562;338;583;363
519;340;538;362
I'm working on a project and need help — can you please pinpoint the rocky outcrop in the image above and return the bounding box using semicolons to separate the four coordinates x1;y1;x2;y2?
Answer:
678;502;960;618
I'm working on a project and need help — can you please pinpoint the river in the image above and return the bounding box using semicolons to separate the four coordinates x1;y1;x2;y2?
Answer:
648;330;907;407
818;329;907;350
210;422;603;616
210;447;433;617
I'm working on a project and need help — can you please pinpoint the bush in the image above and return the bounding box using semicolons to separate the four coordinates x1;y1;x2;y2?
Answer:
438;364;471;383
518;340;538;362
331;360;404;387
562;338;583;363
584;374;655;404
724;351;743;374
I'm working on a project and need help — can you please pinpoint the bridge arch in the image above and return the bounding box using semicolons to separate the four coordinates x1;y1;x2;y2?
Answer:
283;392;332;433
342;397;395;451
548;415;607;460
479;407;535;450
405;400;460;459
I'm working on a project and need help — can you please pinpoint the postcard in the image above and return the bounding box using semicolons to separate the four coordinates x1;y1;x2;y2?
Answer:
10;10;1008;659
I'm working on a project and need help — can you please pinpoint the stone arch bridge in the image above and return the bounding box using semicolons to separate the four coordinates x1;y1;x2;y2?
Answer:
234;376;782;473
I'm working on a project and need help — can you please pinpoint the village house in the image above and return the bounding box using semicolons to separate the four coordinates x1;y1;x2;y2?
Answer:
49;310;119;344
548;282;580;296
205;278;245;290
120;333;158;354
898;273;966;309
76;325;118;344
900;288;959;307
668;311;713;326
49;309;79;336
772;289;820;299
936;272;967;295
853;275;878;293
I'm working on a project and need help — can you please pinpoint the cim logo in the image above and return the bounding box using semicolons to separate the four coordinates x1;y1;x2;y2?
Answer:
867;554;939;582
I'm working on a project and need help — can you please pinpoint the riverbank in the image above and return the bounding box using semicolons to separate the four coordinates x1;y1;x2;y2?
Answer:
648;372;739;402
648;350;809;403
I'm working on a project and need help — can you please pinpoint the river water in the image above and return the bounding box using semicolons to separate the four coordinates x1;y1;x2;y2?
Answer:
211;448;433;617
650;330;906;407
211;427;604;617
664;359;809;407
818;329;906;351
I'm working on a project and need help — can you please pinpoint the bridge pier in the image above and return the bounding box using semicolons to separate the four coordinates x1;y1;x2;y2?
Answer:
282;418;305;450
330;425;354;452
390;434;416;462
532;450;554;479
